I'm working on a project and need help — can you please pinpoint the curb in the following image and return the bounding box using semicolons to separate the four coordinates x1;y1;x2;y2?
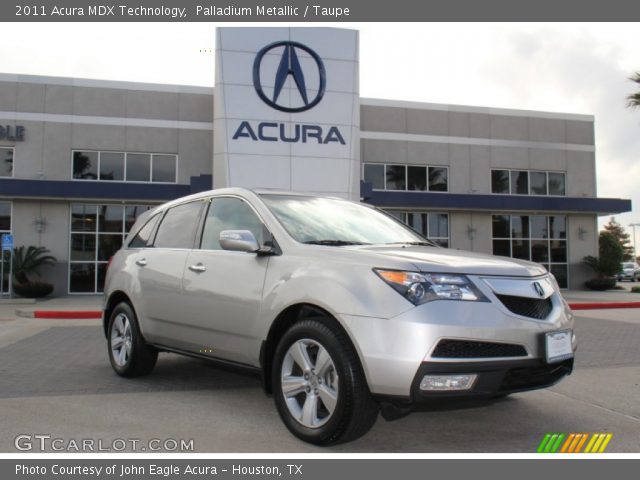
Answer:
17;310;102;319
568;302;640;310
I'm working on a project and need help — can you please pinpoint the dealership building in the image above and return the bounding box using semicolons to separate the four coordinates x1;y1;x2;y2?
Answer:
0;27;631;294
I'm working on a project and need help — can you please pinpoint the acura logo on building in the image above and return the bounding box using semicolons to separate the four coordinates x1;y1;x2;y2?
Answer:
253;41;326;113
532;281;545;298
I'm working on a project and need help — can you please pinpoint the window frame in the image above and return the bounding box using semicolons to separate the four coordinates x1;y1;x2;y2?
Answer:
151;200;206;250
68;203;155;294
0;146;15;178
490;213;570;288
490;169;567;197
71;149;178;184
363;163;450;193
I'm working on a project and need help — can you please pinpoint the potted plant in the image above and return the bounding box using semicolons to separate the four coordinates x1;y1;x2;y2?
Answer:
11;246;57;298
583;232;623;291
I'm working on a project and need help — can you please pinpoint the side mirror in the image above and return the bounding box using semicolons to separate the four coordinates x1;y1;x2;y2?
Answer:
219;230;259;253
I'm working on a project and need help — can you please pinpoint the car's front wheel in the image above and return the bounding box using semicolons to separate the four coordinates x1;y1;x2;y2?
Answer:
107;302;158;377
272;318;379;445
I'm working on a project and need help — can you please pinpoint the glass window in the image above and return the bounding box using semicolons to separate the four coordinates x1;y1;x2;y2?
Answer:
70;234;96;261
99;152;124;181
201;197;266;250
129;214;160;249
548;172;566;196
428;167;448;192
98;206;124;233
407;166;427;191
429;213;449;239
511;216;529;239
69;264;96;293
492;214;569;288
550;264;568;289
1;147;13;177
70;203;153;293
530;171;547;195
71;205;97;232
531;240;549;262
491;170;509;194
550;240;567;263
73;151;98;179
406;212;427;236
493;240;510;257
549;215;567;239
385;165;406;190
126;153;151;182
512;240;530;260
492;215;510;238
152;154;177;183
510;171;528;195
530;216;548;239
0;202;10;232
154;201;203;249
364;164;384;190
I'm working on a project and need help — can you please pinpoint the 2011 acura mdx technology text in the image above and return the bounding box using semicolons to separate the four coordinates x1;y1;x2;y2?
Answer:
103;188;576;445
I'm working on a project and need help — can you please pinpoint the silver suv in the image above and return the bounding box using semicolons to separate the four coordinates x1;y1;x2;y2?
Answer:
103;188;576;445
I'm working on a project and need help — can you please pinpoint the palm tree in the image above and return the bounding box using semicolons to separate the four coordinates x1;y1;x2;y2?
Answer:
627;71;640;108
12;246;57;285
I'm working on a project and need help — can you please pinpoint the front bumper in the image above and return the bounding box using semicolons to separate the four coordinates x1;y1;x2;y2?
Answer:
410;357;573;401
340;288;575;398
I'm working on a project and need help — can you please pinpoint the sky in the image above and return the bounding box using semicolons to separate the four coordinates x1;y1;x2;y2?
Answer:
2;22;639;244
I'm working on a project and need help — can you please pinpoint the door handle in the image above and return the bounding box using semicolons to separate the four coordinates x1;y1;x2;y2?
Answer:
188;263;206;273
136;258;147;267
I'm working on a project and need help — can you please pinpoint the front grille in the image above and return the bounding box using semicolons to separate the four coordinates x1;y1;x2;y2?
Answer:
499;359;573;392
496;294;553;319
432;339;527;358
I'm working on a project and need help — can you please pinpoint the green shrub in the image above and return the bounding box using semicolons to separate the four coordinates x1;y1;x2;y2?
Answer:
584;278;617;291
631;286;640;294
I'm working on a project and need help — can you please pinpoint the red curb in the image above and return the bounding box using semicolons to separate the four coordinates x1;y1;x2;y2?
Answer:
33;310;102;319
569;302;640;310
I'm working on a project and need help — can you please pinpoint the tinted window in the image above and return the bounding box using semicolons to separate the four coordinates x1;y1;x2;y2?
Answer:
154;201;203;249
1;147;13;177
548;172;566;196
385;165;406;190
428;167;448;192
510;171;528;195
491;170;509;194
100;152;124;181
126;153;151;182
152;154;177;183
407;166;427;191
129;214;161;248
201;197;265;250
364;164;384;190
73;151;98;179
530;171;547;195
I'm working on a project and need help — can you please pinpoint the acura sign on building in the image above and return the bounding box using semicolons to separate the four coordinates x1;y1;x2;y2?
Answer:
213;28;360;199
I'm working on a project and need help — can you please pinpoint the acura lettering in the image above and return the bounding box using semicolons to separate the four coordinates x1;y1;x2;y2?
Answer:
232;121;346;145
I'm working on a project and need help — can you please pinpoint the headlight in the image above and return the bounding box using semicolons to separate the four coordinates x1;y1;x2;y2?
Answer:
374;269;489;305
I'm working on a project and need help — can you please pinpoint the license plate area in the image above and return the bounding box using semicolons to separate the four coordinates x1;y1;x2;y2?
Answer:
545;329;573;363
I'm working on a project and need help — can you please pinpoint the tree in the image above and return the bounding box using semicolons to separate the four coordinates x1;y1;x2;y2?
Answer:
602;217;634;261
627;71;640;109
583;232;624;287
12;246;57;285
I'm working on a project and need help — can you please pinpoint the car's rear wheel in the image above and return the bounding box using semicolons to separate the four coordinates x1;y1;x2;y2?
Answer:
272;318;379;445
107;302;157;377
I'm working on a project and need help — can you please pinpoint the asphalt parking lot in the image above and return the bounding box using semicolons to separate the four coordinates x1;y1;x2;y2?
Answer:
0;302;639;453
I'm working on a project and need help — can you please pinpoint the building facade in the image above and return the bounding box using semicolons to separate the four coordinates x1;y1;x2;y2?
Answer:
0;27;631;295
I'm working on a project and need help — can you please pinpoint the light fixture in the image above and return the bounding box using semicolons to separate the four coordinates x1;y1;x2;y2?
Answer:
578;227;587;241
34;218;47;233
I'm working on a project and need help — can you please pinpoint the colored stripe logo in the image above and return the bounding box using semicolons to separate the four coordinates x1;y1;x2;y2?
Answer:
537;433;613;453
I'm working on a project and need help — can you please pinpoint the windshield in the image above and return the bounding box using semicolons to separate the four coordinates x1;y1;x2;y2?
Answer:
622;263;635;269
260;195;433;246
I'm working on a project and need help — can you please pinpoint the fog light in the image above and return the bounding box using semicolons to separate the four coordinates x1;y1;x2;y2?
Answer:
420;374;477;391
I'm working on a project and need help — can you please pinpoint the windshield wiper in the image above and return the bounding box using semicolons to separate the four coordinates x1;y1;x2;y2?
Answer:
304;240;369;246
386;241;438;247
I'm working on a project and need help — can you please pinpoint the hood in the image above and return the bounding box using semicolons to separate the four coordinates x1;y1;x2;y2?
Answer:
352;245;547;277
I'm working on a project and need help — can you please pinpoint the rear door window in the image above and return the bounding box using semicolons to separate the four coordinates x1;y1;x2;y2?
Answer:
153;201;204;249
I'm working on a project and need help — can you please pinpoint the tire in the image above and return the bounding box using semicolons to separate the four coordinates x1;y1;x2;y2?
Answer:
107;302;158;377
272;317;379;445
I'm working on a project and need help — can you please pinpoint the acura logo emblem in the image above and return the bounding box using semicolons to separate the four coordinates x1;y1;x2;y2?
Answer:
532;281;545;298
253;41;326;113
